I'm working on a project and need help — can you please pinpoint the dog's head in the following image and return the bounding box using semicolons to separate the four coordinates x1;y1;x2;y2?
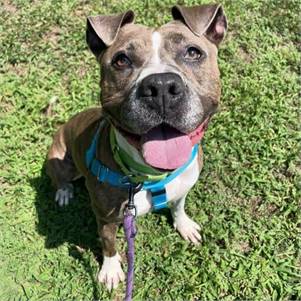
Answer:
86;4;227;170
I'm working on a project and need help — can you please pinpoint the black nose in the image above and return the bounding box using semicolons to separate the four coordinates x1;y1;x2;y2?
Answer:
138;72;185;116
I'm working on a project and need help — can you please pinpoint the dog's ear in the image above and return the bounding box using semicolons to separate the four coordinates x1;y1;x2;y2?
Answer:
171;4;227;46
86;10;135;58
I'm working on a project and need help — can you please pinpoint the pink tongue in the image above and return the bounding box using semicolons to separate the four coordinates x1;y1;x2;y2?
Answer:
142;126;192;170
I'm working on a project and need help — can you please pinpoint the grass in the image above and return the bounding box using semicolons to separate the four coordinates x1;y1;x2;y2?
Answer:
0;0;300;300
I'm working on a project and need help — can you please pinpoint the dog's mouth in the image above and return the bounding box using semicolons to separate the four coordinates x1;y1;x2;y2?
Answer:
116;118;210;170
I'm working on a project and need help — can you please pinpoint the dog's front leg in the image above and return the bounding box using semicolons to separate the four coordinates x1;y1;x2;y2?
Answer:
97;222;125;290
171;194;202;245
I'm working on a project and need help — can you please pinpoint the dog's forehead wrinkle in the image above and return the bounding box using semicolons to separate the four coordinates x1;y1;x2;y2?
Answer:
111;24;152;52
112;38;148;53
165;32;187;44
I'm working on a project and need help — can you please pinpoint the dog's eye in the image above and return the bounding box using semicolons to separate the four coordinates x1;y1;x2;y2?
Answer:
184;47;204;62
112;53;132;69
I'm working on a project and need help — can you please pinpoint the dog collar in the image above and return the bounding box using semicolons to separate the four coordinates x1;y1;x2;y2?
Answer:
85;120;199;210
109;126;169;183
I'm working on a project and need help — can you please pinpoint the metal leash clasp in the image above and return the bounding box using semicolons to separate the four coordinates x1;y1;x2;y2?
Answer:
125;183;142;217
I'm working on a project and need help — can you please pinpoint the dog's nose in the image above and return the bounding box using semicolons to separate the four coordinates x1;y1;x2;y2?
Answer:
138;73;185;116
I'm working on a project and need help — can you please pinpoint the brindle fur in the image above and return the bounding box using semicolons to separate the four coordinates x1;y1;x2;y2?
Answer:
47;3;227;284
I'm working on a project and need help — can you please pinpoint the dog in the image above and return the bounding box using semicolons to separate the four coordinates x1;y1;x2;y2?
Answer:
46;4;227;290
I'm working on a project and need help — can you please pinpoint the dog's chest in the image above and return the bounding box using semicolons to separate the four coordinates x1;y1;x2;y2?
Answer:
133;155;200;216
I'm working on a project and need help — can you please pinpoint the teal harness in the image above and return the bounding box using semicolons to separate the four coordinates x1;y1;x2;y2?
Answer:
85;123;199;210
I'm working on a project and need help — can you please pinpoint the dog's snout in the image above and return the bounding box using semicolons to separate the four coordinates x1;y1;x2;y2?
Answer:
138;73;185;116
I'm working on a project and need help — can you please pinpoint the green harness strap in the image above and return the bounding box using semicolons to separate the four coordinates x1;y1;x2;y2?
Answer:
109;126;169;183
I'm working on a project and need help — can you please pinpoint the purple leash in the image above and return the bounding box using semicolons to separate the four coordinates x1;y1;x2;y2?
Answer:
123;184;141;301
123;210;136;301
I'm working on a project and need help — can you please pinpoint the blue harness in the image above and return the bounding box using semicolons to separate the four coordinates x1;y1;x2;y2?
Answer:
85;123;199;210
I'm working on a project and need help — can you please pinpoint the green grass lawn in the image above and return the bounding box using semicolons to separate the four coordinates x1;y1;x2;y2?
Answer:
1;0;300;300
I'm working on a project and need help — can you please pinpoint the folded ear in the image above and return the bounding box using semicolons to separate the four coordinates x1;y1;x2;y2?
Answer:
171;4;227;46
86;10;135;58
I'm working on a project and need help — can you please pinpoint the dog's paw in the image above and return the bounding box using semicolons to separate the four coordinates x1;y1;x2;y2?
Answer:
97;253;125;291
55;183;74;206
173;213;202;245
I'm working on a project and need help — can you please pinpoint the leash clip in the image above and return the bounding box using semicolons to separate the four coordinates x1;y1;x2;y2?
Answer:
125;183;142;217
125;205;137;217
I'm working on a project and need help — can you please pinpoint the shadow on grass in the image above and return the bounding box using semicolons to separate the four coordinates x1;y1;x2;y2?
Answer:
31;163;175;299
30;164;101;299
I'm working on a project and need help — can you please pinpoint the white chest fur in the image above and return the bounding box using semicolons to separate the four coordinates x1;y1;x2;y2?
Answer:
134;154;200;216
114;127;201;216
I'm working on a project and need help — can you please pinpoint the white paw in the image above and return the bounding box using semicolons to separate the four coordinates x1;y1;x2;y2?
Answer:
97;253;125;291
173;213;202;245
55;183;74;206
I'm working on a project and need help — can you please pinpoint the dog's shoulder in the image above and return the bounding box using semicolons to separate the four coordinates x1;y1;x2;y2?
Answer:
57;107;103;141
